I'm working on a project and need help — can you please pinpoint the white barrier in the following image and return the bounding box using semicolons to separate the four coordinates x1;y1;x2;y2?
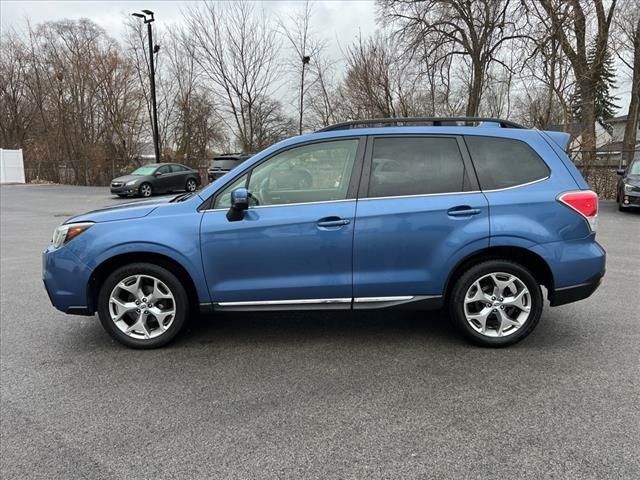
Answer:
0;149;26;184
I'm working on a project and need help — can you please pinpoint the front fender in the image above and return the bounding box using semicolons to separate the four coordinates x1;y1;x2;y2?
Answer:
66;214;210;304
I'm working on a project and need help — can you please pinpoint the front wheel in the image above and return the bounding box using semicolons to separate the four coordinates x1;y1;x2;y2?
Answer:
139;182;153;198
185;178;197;192
449;260;543;347
97;263;189;348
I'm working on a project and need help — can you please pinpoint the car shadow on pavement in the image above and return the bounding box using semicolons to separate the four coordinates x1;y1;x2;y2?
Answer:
178;310;465;349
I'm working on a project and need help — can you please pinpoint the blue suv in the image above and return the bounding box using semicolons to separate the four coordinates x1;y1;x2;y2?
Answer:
43;118;606;348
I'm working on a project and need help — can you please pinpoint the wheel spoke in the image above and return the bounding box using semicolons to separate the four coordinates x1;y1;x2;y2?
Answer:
149;306;174;330
496;309;519;336
465;281;492;305
148;278;172;302
490;274;515;298
111;298;137;321
503;289;530;313
118;276;141;296
467;307;492;333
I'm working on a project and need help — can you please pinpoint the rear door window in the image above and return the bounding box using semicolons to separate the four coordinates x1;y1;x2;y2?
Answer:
465;136;550;190
367;137;470;198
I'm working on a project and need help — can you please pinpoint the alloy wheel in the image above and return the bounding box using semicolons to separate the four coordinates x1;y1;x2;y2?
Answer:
108;274;176;340
186;179;197;192
463;272;531;338
140;183;152;197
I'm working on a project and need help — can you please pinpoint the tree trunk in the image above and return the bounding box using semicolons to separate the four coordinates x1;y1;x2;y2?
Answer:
580;82;598;167
622;19;640;165
466;60;483;117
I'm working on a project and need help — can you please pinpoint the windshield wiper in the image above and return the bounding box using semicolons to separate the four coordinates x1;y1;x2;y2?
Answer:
170;192;195;203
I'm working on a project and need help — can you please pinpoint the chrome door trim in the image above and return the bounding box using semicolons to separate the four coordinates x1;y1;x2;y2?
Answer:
353;296;414;303
217;298;351;306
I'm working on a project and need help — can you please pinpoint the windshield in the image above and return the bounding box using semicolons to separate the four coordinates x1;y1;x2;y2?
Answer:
629;160;640;175
131;166;157;176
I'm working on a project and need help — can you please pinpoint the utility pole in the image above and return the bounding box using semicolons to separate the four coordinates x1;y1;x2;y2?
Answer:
299;55;311;135
132;10;161;163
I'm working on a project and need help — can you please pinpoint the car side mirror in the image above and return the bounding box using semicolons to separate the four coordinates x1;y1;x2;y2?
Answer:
616;168;625;176
226;187;249;221
155;172;163;177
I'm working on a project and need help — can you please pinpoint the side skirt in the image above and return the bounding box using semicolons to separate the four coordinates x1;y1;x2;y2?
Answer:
200;295;443;313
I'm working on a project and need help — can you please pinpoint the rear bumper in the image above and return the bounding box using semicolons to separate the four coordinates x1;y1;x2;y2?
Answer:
531;234;606;307
549;271;604;306
207;171;230;182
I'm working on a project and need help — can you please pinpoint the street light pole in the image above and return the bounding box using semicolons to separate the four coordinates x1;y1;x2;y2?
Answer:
133;10;161;163
299;55;311;135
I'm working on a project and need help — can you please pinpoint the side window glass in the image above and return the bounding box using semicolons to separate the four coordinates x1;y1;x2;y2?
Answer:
171;165;185;173
157;165;170;175
368;137;468;198
246;139;359;206
465;136;550;190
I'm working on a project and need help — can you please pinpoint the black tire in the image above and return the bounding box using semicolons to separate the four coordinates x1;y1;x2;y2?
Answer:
618;202;626;212
117;194;128;198
185;178;197;192
97;263;189;349
448;259;543;347
139;182;153;198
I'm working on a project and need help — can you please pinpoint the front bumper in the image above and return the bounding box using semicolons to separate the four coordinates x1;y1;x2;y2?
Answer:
110;184;138;195
42;245;94;315
620;192;640;208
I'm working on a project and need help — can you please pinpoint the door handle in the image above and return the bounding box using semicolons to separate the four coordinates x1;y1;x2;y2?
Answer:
317;216;351;228
447;206;481;217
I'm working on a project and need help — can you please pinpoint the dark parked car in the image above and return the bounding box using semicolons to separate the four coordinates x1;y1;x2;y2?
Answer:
110;163;201;198
207;154;252;183
616;157;640;211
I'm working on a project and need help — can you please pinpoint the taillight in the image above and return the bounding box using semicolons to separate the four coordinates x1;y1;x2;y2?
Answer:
558;190;598;231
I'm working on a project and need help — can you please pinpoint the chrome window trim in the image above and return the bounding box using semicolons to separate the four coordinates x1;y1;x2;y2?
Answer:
481;175;550;193
202;198;355;213
201;176;550;212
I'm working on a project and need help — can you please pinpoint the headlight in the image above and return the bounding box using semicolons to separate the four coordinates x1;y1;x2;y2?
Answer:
125;180;138;186
623;183;634;193
52;222;94;248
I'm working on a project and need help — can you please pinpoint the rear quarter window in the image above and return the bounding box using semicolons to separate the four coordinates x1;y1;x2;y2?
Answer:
465;136;550;190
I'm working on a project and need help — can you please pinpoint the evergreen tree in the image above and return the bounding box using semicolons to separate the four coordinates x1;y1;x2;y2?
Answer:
572;45;620;123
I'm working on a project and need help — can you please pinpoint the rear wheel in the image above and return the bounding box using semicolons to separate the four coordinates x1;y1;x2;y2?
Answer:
139;182;152;197
97;263;189;348
185;178;197;192
449;260;543;347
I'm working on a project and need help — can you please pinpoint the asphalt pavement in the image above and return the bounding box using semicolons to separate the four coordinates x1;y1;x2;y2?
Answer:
1;184;639;479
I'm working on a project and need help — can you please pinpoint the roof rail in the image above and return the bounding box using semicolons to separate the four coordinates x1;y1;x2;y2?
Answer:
316;117;526;132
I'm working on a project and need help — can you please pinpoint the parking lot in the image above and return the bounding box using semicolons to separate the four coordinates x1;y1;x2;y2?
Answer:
1;184;639;479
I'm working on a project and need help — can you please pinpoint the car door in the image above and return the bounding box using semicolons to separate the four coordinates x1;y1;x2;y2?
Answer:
154;165;173;192
169;164;189;190
352;135;490;307
200;137;365;307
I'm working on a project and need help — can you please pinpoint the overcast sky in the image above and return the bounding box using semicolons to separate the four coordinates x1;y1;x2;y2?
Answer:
1;0;632;115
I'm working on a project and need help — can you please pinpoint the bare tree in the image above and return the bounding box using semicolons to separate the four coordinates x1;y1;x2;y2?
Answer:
379;0;526;116
613;0;640;164
339;33;424;119
185;1;283;152
278;1;326;133
534;0;618;164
